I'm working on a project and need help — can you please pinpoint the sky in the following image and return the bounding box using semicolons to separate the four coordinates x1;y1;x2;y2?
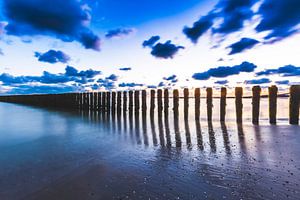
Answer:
0;0;300;94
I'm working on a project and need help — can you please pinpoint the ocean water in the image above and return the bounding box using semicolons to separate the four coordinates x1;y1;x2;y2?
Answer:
0;99;299;200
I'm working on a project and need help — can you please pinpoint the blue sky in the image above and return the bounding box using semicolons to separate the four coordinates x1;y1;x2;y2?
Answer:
0;0;300;94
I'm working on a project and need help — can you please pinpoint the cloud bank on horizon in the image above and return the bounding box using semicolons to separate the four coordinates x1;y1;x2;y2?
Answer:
0;0;299;94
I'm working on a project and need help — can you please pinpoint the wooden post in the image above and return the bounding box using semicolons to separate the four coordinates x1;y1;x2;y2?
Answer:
195;88;200;120
173;89;179;118
111;91;116;114
157;89;163;112
269;85;278;124
134;91;140;113
206;88;213;122
235;87;243;123
123;91;127;113
252;86;261;125
129;91;134;113
220;87;227;122
106;92;111;112
142;90;147;113
93;92;98;111
89;92;93;110
150;90;155;112
184;88;189;120
164;89;169;114
102;92;106;112
289;85;300;125
97;92;102;111
117;91;122;116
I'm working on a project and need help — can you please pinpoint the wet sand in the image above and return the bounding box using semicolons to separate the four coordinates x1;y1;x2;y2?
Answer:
0;101;299;200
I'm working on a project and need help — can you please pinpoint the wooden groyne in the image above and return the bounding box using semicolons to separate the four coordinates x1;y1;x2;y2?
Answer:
0;85;299;125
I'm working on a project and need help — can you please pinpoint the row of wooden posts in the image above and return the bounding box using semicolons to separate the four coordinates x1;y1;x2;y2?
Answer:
0;85;299;125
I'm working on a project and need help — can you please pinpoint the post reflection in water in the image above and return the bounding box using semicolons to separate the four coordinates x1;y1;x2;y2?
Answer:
72;94;291;159
208;121;217;153
195;118;204;150
221;122;231;155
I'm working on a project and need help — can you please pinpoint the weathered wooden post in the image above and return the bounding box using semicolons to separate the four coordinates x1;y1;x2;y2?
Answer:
111;91;116;115
97;92;102;111
129;90;134;114
150;90;155;112
195;88;200;120
102;92;106;112
106;92;111;113
93;92;98;110
269;85;278;124
184;88;189;120
157;89;163;112
289;85;300;125
252;86;261;125
220;87;227;122
173;89;179;116
206;88;213;122
164;89;169;114
123;91;127;113
235;87;243;123
89;92;94;110
142;90;147;114
134;90;140;113
117;91;122;116
84;92;89;110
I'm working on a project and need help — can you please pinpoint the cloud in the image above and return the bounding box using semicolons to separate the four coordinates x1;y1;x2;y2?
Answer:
6;84;79;95
105;28;135;39
245;78;271;84
2;0;101;50
183;13;215;43
0;66;101;86
151;40;184;59
106;74;118;81
183;0;257;43
0;48;4;56
214;80;228;85
34;50;70;64
118;82;144;88
256;0;300;42
142;36;160;47
192;61;257;80
119;67;132;71
275;80;290;85
227;38;259;55
163;75;178;83
256;65;300;77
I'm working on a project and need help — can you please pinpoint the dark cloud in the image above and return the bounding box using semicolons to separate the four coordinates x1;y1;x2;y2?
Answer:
3;0;101;50
163;75;177;81
213;0;256;34
214;80;228;85
119;82;144;88
7;84;79;95
256;0;300;42
119;67;132;71
227;38;259;55
142;36;160;47
256;65;300;77
275;80;290;85
183;13;215;43
192;61;257;80
245;78;271;84
35;50;70;64
105;28;135;39
106;74;118;81
183;0;257;43
0;66;101;86
151;40;184;59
